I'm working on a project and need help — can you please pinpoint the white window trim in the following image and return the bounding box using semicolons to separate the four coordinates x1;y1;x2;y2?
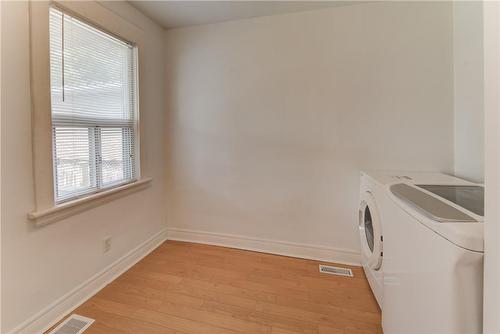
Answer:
28;1;150;224
28;177;152;225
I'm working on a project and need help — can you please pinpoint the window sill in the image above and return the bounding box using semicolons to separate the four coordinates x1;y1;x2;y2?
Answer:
28;177;152;226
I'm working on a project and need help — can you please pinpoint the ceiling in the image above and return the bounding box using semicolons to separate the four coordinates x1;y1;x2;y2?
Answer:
128;1;358;29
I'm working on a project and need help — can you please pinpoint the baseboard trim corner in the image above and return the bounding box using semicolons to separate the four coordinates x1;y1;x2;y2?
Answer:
9;228;168;334
166;228;361;266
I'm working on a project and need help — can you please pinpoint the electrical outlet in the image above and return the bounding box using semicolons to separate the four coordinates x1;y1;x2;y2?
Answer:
103;236;112;253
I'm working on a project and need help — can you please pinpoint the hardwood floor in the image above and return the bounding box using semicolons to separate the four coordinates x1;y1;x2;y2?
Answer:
46;241;382;334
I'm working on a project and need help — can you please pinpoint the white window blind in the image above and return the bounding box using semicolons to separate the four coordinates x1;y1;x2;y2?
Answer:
49;7;138;203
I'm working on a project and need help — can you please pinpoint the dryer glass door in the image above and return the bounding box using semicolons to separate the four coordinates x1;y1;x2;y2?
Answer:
359;192;383;270
364;206;375;252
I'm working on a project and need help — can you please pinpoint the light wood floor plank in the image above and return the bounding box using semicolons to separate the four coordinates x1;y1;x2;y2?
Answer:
45;241;381;334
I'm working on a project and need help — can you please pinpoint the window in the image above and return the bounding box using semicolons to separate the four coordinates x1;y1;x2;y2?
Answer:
49;7;138;203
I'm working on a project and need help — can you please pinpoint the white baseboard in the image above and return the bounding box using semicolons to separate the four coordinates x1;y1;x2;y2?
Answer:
9;227;359;334
9;228;168;334
166;228;361;266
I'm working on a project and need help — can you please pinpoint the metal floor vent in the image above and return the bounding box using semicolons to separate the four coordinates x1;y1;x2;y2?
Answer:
48;314;94;334
319;265;353;277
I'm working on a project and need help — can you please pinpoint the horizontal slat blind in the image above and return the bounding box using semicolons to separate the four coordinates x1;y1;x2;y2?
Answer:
49;7;138;203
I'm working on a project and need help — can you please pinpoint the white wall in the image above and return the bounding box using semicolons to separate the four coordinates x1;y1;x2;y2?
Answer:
164;2;455;256
1;1;166;332
453;1;484;183
483;2;500;332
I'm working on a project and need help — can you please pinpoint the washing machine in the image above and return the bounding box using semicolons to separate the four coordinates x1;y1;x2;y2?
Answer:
381;176;484;334
358;171;480;309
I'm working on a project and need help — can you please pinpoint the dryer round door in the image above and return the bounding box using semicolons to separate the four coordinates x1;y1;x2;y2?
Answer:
359;191;383;270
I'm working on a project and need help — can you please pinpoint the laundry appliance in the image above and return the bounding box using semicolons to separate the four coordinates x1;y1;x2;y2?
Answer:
380;173;484;334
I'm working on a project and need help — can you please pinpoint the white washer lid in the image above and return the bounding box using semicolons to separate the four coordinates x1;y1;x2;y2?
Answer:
390;183;478;222
416;184;484;217
389;183;484;252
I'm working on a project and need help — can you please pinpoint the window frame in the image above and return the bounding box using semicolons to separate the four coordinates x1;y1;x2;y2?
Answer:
49;6;141;204
28;1;149;225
